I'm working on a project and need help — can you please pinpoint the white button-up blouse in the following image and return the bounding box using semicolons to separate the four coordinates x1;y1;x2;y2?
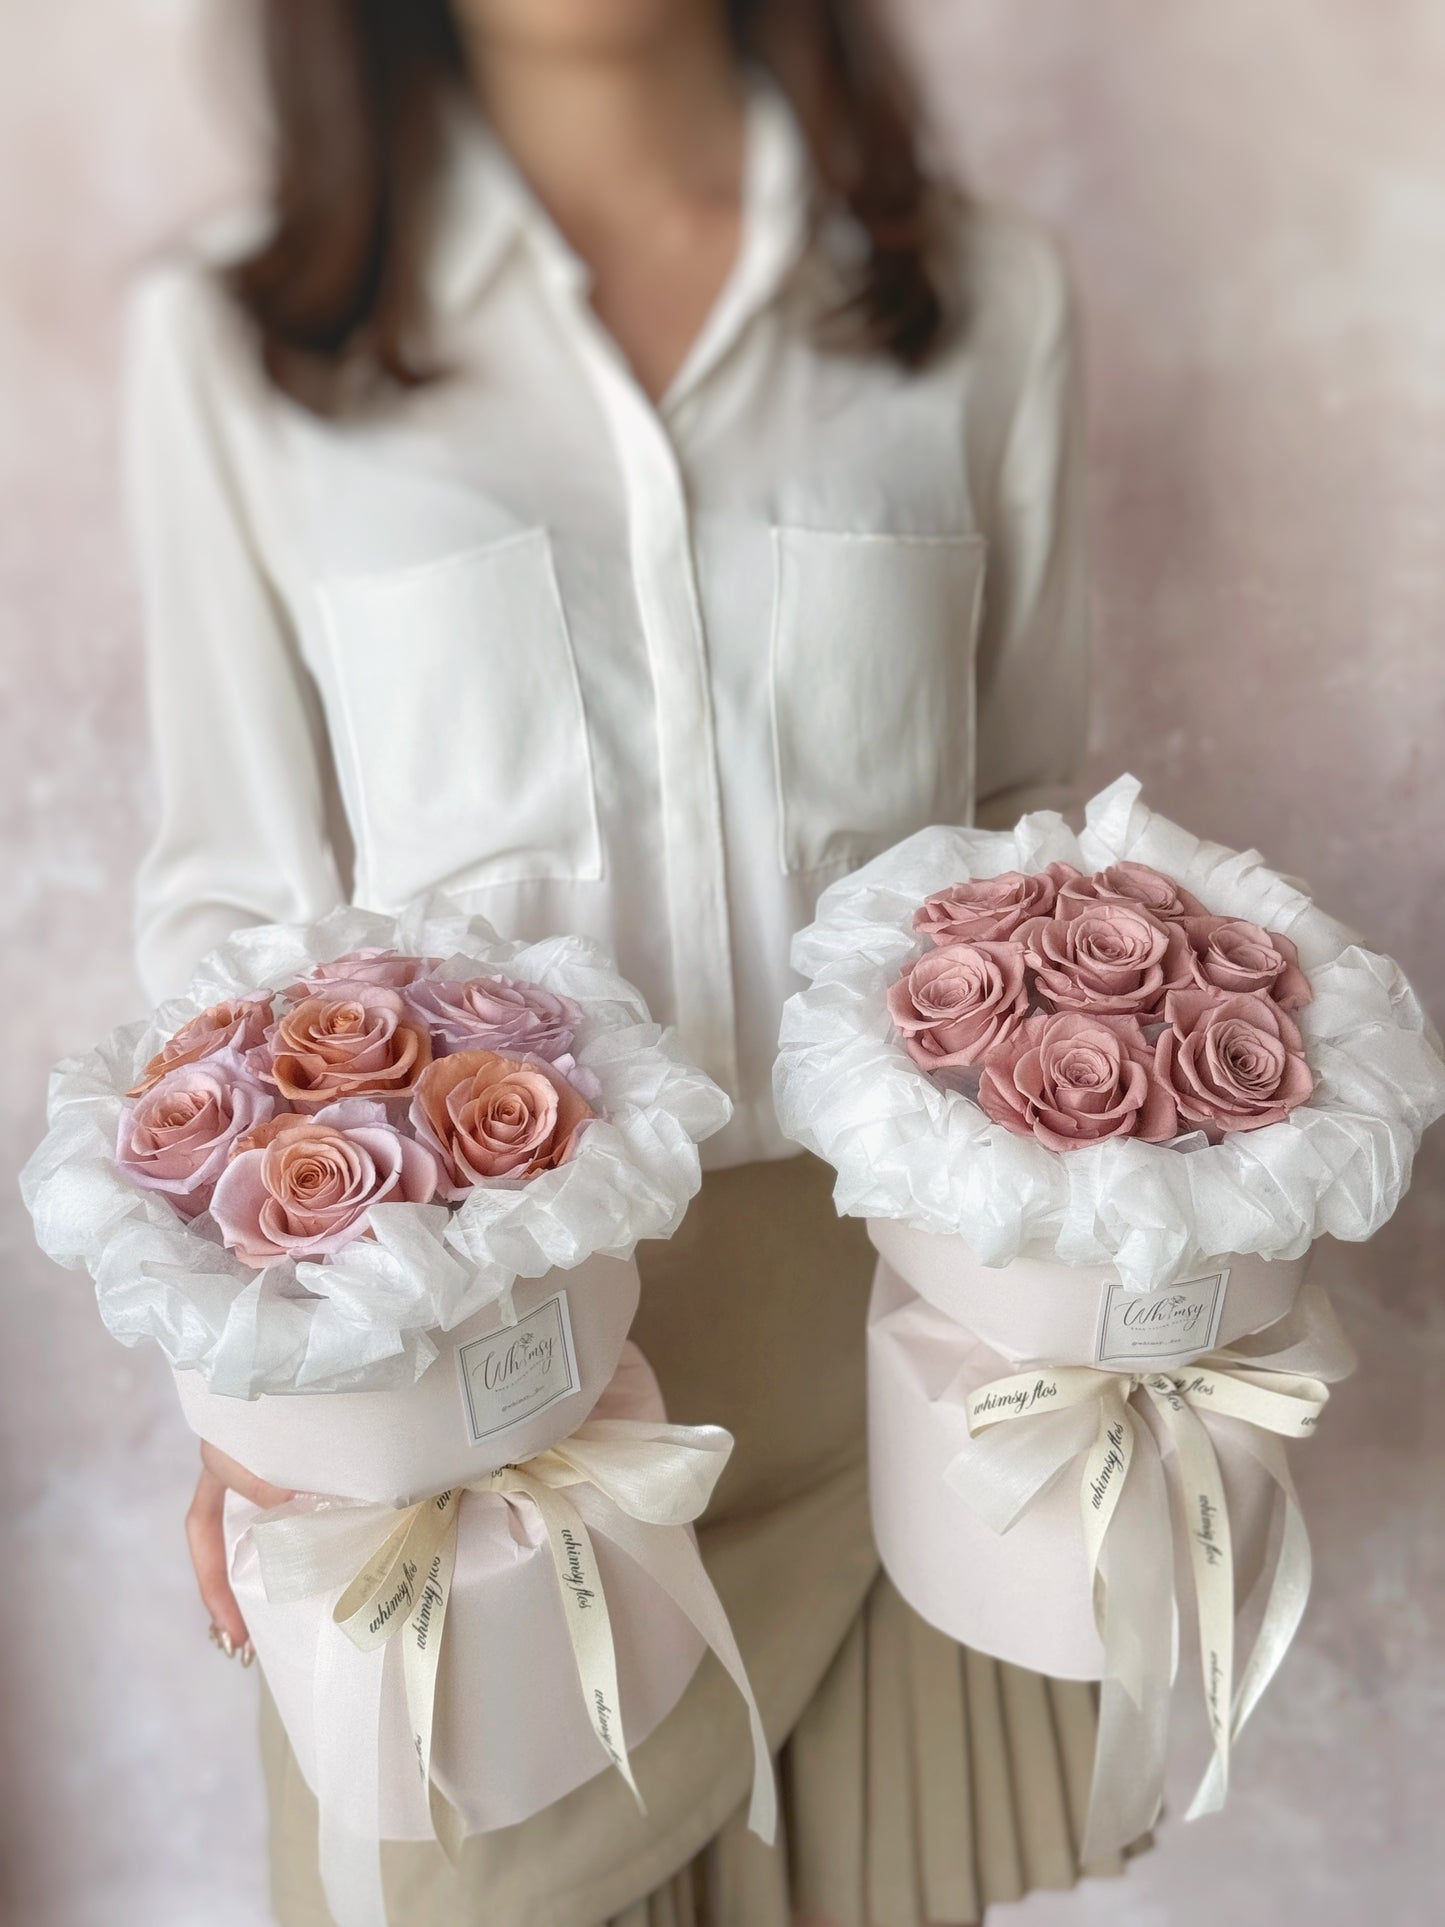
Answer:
125;82;1088;1169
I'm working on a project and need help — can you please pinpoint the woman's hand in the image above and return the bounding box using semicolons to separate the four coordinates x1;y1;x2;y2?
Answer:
186;1441;293;1662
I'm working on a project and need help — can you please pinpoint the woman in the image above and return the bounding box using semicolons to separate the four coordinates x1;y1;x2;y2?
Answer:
128;1;1105;1921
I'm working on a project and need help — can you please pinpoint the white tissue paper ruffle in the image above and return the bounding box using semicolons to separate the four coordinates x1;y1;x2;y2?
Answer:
773;775;1445;1290
22;900;731;1395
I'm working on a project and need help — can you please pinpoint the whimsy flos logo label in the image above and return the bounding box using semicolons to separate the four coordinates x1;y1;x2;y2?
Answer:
1094;1269;1229;1369
456;1291;580;1445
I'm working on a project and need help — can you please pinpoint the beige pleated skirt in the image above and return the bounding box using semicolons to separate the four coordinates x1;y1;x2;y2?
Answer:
260;1153;1145;1926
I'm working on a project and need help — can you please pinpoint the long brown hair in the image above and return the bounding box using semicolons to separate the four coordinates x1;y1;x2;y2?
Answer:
229;0;949;412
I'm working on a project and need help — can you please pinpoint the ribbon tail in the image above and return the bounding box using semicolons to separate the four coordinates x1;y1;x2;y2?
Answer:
1186;1427;1312;1820
1150;1384;1237;1815
313;1491;460;1924
1081;1405;1175;1861
234;1494;393;1927
313;1618;389;1927
398;1511;460;1857
525;1480;646;1815
574;1492;778;1846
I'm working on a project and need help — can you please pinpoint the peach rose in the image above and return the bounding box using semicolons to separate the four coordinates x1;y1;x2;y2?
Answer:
1057;861;1204;924
979;1012;1178;1152
913;863;1082;946
257;985;432;1109
410;1050;596;1197
282;949;442;1000
1182;916;1312;1011
887;942;1029;1070
407;973;581;1060
1020;903;1193;1017
116;1058;276;1218
210;1098;437;1266
1156;989;1313;1140
127;995;274;1096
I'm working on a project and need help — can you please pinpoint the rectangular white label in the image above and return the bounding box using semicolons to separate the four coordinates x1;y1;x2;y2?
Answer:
456;1291;580;1447
1094;1269;1229;1370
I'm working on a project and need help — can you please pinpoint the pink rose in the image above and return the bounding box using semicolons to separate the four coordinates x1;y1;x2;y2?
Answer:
410;1050;596;1197
1182;916;1312;1011
913;863;1082;946
116;1058;276;1219
1020;903;1193;1017
1156;989;1313;1140
209;1098;437;1266
887;942;1029;1070
979;1013;1178;1152
257;985;432;1109
128;995;274;1096
1058;861;1205;924
282;949;442;999
406;973;581;1060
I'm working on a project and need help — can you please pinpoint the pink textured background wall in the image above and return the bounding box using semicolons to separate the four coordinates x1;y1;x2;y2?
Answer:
2;3;1441;1922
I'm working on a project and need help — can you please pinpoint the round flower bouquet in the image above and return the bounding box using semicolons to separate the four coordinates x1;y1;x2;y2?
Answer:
774;776;1445;1856
22;901;773;1927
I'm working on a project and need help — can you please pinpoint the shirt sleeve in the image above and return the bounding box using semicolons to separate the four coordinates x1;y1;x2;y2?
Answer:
123;266;346;1004
971;231;1091;831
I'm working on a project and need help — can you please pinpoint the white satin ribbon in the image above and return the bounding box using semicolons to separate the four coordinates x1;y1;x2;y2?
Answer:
943;1280;1353;1857
245;1418;776;1927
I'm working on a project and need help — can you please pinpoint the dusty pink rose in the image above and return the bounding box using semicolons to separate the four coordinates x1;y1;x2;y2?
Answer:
888;942;1029;1070
407;973;581;1060
410;1050;596;1197
128;995;274;1096
282;949;442;1000
116;1058;276;1219
257;985;432;1109
979;1013;1178;1152
913;863;1082;946
1156;989;1313;1140
1058;861;1205;924
1020;903;1193;1017
1182;916;1312;1011
210;1098;437;1266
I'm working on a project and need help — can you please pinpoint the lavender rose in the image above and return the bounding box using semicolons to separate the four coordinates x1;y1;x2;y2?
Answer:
979;1012;1178;1152
410;1050;596;1197
1182;916;1313;1011
1156;989;1313;1140
1057;861;1205;924
256;985;432;1109
282;948;442;1000
210;1098;437;1266
128;994;274;1097
1020;903;1193;1017
913;863;1082;947
407;973;581;1060
887;941;1029;1070
116;1057;276;1219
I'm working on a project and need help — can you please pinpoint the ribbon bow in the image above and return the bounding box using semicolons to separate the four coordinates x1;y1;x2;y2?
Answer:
246;1419;775;1927
944;1280;1352;1857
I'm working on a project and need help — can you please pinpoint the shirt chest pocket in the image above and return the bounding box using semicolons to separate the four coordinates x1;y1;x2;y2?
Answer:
768;527;987;875
316;529;602;906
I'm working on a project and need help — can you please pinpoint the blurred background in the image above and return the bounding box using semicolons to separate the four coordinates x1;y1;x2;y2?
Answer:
2;2;1442;1922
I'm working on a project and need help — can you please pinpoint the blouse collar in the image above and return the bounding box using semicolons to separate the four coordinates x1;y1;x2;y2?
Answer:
427;70;812;333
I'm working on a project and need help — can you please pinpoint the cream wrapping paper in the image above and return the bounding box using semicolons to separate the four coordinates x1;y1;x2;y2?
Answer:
227;1345;775;1927
22;899;732;1397
867;1246;1356;1856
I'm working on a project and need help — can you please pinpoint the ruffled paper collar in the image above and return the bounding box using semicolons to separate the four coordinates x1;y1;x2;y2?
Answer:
773;777;1445;1289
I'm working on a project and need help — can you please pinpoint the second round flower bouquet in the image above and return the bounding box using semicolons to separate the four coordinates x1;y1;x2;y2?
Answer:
774;775;1445;1856
22;901;773;1927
